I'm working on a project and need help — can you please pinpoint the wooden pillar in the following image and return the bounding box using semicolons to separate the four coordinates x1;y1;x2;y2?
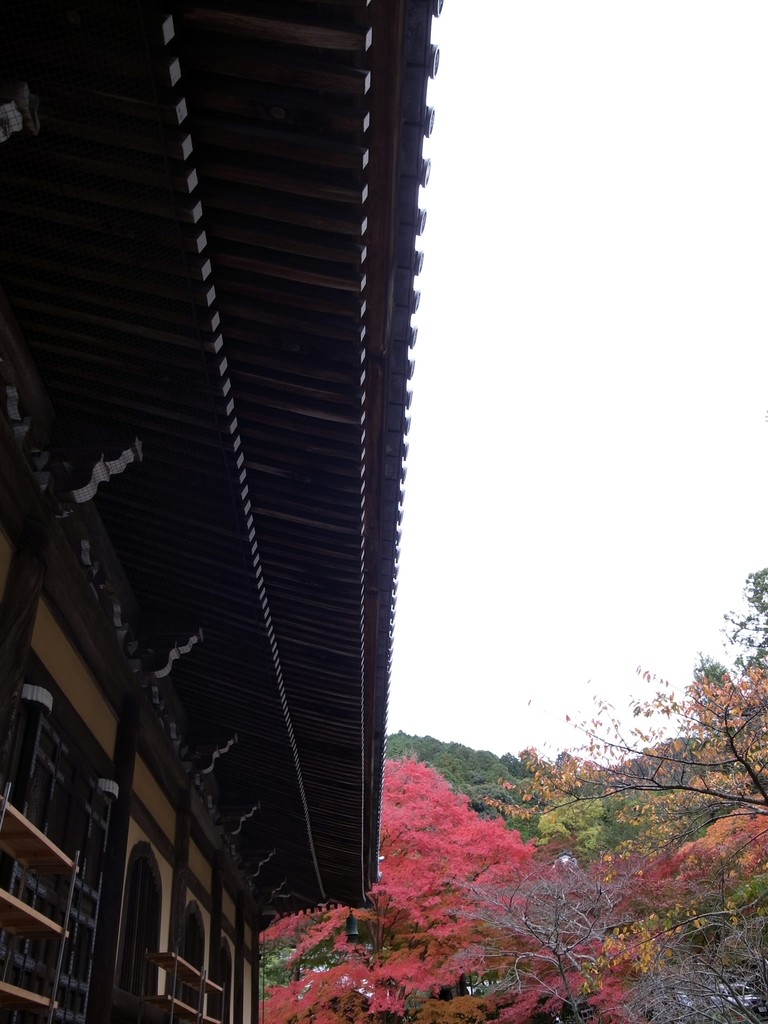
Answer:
251;925;259;1024
86;694;140;1024
209;852;223;1017
234;892;244;1024
169;789;192;958
0;518;48;786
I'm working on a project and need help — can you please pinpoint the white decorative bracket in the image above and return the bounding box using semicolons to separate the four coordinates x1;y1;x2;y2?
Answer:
67;438;143;503
250;849;276;880
199;733;238;775
232;802;260;836
150;628;203;678
271;881;291;901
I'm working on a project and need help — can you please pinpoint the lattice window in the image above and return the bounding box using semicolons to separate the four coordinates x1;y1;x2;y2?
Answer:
2;707;110;1024
117;846;161;997
218;940;232;1024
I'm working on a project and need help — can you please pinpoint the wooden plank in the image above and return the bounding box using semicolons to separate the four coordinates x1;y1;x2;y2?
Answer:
145;950;222;992
9;298;219;354
1;271;209;331
0;228;206;281
183;9;371;52
0;252;214;309
0;803;74;873
191;116;368;171
217;276;364;318
212;248;364;294
217;301;364;343
33;78;187;126
0;981;54;1010
0;888;65;938
186;81;368;136
47;377;231;431
181;44;370;94
199;158;367;205
208;216;366;267
200;187;366;237
29;143;197;194
141;994;200;1021
42;114;193;161
0;198;206;255
0;172;202;225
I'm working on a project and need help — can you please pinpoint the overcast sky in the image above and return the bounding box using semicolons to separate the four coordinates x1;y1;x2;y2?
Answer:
387;2;768;758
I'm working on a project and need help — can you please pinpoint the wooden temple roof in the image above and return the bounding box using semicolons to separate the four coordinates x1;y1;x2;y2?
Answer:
0;0;438;911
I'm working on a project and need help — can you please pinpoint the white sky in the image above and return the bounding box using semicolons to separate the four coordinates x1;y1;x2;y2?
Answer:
387;2;768;758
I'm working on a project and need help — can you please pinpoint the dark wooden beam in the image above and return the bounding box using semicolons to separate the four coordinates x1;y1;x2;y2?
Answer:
199;159;367;205
183;10;372;52
234;892;245;1024
86;694;140;1024
191;116;368;171
212;247;365;294
181;45;370;95
361;0;409;894
0;518;48;786
208;853;223;1018
169;789;192;958
0;288;55;447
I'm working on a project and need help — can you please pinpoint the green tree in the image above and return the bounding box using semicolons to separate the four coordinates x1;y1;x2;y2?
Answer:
386;732;531;822
724;568;768;670
537;800;605;858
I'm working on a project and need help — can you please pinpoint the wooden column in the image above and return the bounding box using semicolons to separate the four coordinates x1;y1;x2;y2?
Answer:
0;518;48;785
251;925;259;1024
86;694;140;1024
209;852;223;1017
234;891;244;1024
169;789;192;958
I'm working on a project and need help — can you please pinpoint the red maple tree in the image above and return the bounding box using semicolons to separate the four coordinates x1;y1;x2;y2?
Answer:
263;758;533;1024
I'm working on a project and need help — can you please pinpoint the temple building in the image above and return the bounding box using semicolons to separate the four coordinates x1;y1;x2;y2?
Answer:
0;1;438;1021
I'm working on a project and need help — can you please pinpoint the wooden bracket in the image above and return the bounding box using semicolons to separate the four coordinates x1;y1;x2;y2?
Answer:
148;628;204;679
249;849;276;880
231;803;260;836
197;733;238;775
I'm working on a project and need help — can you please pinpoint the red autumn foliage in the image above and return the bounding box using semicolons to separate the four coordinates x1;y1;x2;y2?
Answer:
263;758;533;1024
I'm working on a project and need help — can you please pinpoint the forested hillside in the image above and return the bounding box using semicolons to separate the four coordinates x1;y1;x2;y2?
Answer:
263;571;768;1024
385;731;530;820
386;731;638;856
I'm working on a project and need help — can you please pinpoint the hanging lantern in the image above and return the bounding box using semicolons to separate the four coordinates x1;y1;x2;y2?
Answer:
345;912;359;944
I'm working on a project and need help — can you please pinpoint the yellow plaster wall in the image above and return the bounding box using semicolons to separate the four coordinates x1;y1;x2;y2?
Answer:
222;890;235;931
133;757;175;845
188;841;213;971
189;840;208;897
31;598;117;756
0;530;11;596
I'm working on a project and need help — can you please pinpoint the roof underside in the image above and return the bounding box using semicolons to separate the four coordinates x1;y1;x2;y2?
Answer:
0;0;435;911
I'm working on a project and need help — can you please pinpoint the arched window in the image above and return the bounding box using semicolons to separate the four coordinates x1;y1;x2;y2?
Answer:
182;901;205;967
118;844;161;996
181;902;205;1005
219;940;232;1024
